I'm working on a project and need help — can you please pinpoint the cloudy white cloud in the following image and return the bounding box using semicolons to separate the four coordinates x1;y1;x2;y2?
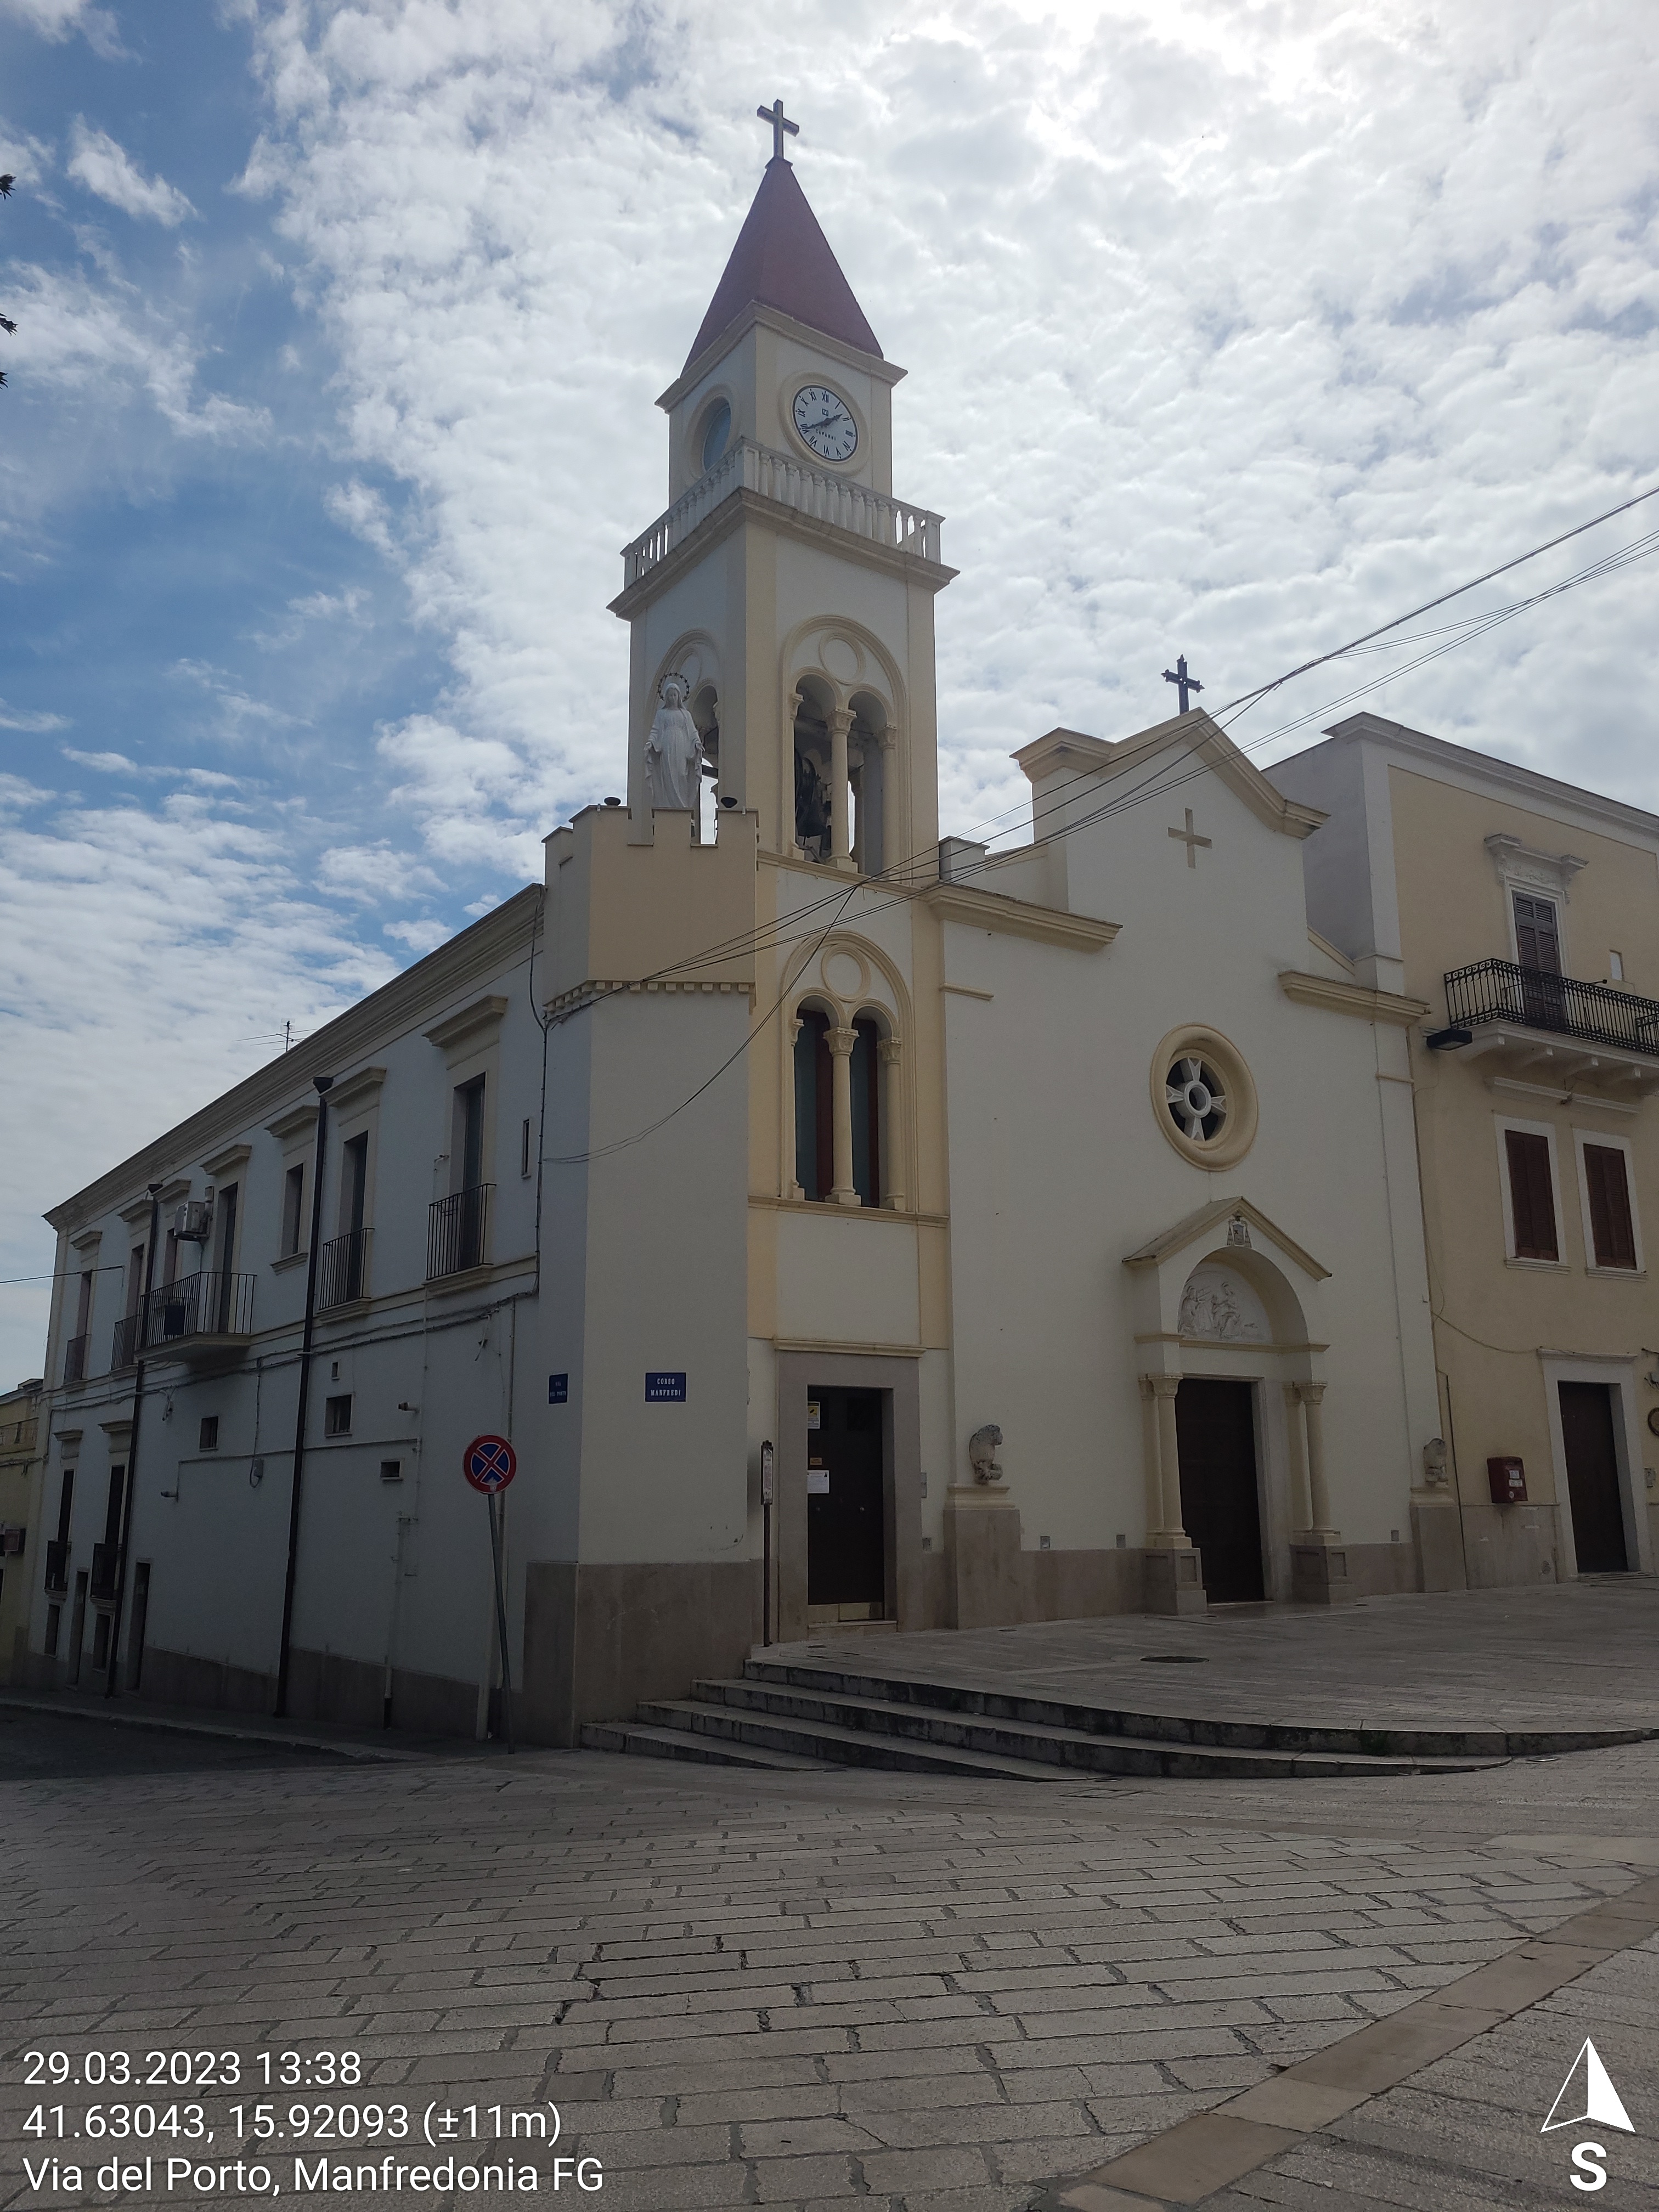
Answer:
66;120;195;225
0;0;120;55
242;0;1659;877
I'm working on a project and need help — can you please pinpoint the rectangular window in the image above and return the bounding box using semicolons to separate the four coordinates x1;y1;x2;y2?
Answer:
454;1076;486;1193
56;1468;75;1545
125;1244;146;1315
793;1010;833;1201
104;1465;125;1548
281;1163;305;1256
1513;891;1562;973
213;1182;239;1275
324;1393;353;1437
341;1135;369;1235
1610;950;1626;983
45;1602;60;1657
1505;1129;1559;1260
1584;1143;1638;1269
74;1268;94;1336
380;1458;403;1482
199;1415;220;1451
521;1116;533;1179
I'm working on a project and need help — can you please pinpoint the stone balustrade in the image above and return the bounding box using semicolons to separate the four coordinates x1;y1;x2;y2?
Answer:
622;439;944;586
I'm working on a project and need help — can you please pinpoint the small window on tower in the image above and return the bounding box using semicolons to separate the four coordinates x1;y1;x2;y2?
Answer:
199;1416;219;1451
324;1394;353;1437
699;399;731;474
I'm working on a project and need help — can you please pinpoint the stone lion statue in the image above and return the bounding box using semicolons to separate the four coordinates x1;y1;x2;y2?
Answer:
967;1423;1003;1485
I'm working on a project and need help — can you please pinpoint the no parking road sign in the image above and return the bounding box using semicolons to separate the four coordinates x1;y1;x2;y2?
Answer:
464;1433;517;1494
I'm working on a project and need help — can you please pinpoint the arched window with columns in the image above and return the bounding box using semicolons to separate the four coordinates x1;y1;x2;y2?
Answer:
791;1006;893;1209
793;1006;833;1201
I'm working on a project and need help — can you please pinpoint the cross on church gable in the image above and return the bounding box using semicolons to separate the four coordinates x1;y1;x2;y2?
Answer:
1168;808;1212;868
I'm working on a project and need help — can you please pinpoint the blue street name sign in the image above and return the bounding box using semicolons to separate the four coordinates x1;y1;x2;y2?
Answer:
548;1373;568;1404
645;1371;687;1403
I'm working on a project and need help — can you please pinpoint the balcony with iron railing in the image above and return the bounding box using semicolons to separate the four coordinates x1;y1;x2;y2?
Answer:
61;1333;89;1387
620;438;945;591
111;1269;256;1368
318;1226;372;1310
43;1538;69;1594
427;1183;492;1280
1436;958;1659;1089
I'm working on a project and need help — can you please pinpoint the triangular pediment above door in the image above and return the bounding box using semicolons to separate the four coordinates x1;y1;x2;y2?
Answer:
1122;1195;1331;1283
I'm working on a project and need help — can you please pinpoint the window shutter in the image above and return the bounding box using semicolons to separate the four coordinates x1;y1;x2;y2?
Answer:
1584;1144;1637;1268
1513;893;1562;974
1505;1130;1558;1260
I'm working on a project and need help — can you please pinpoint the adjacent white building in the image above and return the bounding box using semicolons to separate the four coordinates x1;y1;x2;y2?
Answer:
25;146;1509;1744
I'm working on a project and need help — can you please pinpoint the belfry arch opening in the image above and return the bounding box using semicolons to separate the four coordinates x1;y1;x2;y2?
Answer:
848;692;886;876
790;676;890;875
792;678;834;862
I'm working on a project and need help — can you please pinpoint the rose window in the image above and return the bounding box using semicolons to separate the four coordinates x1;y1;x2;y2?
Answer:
1165;1055;1229;1145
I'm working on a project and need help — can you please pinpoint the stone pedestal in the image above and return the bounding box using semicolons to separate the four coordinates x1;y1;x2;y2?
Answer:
1144;1545;1206;1616
1291;1538;1355;1605
944;1484;1023;1629
1411;1497;1467;1593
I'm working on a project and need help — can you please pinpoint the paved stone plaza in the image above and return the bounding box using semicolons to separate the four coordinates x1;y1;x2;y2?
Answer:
3;1585;1658;2210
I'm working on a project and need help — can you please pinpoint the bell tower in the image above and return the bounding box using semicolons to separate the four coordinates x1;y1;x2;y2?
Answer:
609;111;953;881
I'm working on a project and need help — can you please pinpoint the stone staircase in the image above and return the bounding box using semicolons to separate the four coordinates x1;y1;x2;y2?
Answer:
574;1652;1621;1781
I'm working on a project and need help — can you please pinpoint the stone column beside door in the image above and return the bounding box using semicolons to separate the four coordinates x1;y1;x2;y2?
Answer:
1290;1381;1353;1604
1142;1374;1205;1616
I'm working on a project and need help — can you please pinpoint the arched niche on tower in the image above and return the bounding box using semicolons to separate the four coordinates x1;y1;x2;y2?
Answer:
778;932;916;1211
634;632;724;828
779;619;907;875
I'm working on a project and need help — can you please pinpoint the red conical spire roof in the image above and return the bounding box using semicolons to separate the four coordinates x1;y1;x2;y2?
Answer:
684;158;882;370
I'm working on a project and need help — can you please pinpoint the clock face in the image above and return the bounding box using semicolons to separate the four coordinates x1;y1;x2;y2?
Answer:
792;385;858;463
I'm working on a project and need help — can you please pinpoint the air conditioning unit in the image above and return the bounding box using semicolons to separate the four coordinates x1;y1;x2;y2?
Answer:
174;1199;214;1241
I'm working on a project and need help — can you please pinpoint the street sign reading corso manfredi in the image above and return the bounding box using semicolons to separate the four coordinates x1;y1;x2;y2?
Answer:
463;1434;517;1494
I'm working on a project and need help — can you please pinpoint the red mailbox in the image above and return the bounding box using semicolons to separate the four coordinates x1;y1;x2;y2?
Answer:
1487;1456;1527;1504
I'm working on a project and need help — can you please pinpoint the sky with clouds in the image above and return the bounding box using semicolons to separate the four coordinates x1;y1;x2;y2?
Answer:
2;0;1657;1379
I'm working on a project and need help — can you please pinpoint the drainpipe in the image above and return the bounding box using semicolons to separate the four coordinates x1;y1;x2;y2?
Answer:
104;1181;162;1700
274;1074;333;1718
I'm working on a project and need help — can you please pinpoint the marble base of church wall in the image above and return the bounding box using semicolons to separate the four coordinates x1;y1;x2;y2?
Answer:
1022;1546;1148;1620
520;1559;760;1747
944;1488;1022;1628
1459;1502;1561;1588
914;1543;1150;1628
1412;1500;1468;1593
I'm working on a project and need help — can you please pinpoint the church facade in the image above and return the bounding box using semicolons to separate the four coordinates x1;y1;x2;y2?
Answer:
20;147;1647;1741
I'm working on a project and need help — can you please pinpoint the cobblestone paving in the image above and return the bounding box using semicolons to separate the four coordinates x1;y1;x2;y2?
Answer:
4;1719;1658;2210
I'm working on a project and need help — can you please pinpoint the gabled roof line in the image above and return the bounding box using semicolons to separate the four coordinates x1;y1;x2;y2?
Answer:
1013;709;1327;843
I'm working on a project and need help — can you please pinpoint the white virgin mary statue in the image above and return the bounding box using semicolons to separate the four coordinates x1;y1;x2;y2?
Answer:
644;678;704;828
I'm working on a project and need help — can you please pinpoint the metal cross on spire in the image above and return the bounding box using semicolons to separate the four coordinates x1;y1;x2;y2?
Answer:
1163;654;1204;714
757;99;800;162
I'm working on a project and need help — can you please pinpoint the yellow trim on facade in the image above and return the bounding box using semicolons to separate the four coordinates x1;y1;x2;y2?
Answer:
924;882;1120;951
1278;971;1430;1026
